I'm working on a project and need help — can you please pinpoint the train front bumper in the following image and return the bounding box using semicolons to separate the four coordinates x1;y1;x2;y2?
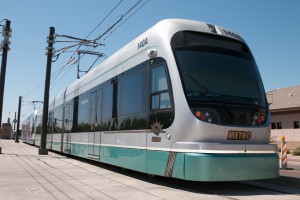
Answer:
182;153;279;181
171;143;279;181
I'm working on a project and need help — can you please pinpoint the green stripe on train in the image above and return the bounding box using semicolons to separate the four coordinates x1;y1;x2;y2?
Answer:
47;141;279;181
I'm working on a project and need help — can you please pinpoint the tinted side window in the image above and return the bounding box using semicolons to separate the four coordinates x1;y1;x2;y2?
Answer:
121;70;147;115
47;111;53;134
78;95;90;132
36;115;42;135
148;58;174;131
151;64;171;110
103;85;113;120
152;66;168;92
72;96;79;132
53;105;63;133
65;101;73;132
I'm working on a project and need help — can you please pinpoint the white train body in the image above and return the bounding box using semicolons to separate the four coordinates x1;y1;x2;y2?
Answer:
27;19;279;181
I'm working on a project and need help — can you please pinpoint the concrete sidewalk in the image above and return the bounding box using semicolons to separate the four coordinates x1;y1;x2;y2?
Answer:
0;139;214;200
1;139;300;200
288;154;300;162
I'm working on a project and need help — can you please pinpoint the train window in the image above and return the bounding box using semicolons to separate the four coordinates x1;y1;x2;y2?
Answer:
151;64;171;110
47;111;53;134
78;95;90;132
151;94;159;110
90;93;97;125
122;73;143;114
54;105;63;133
160;92;171;109
152;66;168;92
72;96;79;132
65;102;73;132
103;85;113;120
36;115;42;135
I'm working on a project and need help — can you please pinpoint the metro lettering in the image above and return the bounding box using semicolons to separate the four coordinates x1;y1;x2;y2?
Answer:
227;131;252;140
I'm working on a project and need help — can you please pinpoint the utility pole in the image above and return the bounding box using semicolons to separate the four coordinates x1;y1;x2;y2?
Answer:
15;96;22;143
39;27;55;155
13;112;16;131
0;20;11;129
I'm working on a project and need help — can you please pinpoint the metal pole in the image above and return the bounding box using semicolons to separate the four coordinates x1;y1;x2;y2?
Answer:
0;20;11;129
39;27;55;155
13;112;16;131
15;96;22;143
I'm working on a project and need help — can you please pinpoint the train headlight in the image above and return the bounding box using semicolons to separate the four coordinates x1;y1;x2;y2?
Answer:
252;112;266;126
193;108;220;124
207;117;213;123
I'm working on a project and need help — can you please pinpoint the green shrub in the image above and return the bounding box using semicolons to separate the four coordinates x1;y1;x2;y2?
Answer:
296;146;300;151
293;150;300;156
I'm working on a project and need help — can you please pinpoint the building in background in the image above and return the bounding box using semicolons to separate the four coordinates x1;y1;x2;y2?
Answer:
267;85;300;149
0;123;12;139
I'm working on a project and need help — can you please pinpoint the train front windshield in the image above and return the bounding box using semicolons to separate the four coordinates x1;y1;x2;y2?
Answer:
171;31;268;126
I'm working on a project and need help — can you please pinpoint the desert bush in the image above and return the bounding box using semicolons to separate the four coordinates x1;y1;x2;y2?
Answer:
292;150;300;156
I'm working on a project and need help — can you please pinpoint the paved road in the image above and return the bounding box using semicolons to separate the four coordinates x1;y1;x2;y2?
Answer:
1;139;300;200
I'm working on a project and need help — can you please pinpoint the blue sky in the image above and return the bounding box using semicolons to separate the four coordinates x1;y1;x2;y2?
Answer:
1;0;300;124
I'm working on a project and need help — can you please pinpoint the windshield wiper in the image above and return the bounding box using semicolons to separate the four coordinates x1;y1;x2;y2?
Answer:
185;73;216;95
185;73;233;118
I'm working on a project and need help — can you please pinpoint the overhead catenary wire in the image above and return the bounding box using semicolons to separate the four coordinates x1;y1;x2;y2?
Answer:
50;0;144;81
102;0;150;42
94;0;142;43
21;0;149;108
55;0;125;68
84;0;124;41
62;0;146;73
21;63;71;99
62;0;144;65
50;61;77;90
39;0;126;92
0;19;9;24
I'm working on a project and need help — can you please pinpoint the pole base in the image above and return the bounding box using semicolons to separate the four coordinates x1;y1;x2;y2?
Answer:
15;140;19;143
280;167;293;170
38;148;48;155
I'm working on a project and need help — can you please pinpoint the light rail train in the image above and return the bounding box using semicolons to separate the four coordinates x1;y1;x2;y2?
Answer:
22;19;279;181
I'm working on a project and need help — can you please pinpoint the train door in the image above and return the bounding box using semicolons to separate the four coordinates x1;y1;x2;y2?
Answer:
64;103;72;153
88;89;102;158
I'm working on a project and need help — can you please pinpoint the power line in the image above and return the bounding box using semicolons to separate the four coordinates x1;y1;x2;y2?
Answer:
57;0;126;68
102;0;150;42
51;61;77;89
62;0;144;67
84;0;124;40
21;0;150;103
21;64;70;98
67;0;146;76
